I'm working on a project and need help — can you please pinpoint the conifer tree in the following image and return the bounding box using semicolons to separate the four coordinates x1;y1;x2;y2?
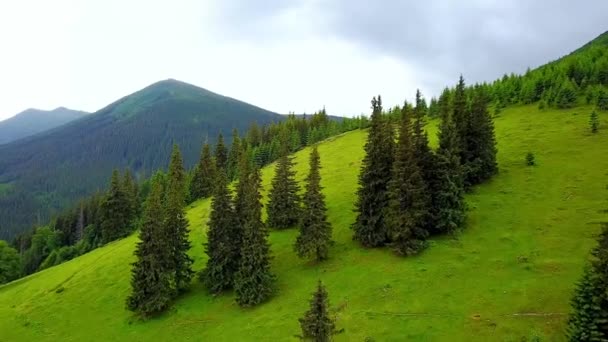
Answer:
299;281;336;342
266;145;301;229
452;75;469;157
165;145;194;294
227;128;242;180
189;143;216;201
126;177;173;317
352;96;394;247
200;170;239;294
412;90;439;233
464;87;498;186
234;166;275;307
386;105;430;255
215;132;228;172
294;147;332;261
122;169;139;223
590;110;599;133
435;98;466;234
100;169;130;243
568;223;608;341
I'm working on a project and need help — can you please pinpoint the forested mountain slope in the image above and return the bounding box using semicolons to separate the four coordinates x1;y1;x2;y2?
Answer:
0;79;283;239
0;107;88;145
0;103;606;340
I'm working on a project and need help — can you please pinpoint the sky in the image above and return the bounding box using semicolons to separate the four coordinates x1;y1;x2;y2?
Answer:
0;0;607;120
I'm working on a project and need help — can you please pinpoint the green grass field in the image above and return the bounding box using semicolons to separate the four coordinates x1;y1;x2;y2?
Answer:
0;104;607;341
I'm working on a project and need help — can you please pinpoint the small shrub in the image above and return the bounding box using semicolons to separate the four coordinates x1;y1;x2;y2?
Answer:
590;110;599;133
526;152;536;166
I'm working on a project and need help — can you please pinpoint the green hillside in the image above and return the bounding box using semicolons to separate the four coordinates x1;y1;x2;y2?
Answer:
0;79;284;240
0;107;88;145
1;103;606;341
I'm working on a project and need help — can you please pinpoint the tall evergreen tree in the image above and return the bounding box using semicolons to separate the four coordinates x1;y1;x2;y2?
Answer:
352;96;394;247
215;132;228;172
200;170;239;294
299;281;336;342
294;147;332;261
100;169;130;243
266;145;301;229
234;166;275;307
126;177;173;317
464;87;498;186
165;145;194;294
189;143;216;201
435;97;467;234
412;90;439;233
452;75;469;158
386;105;430;255
590;110;600;133
122;169;139;223
227;128;242;180
568;223;608;341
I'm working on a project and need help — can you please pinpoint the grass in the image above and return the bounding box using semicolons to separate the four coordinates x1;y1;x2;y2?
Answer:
0;104;607;341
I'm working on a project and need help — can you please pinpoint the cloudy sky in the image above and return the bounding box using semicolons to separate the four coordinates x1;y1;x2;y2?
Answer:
0;0;607;120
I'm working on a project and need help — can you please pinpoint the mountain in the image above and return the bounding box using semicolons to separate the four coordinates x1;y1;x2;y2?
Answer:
0;79;284;239
1;102;606;340
0;107;88;145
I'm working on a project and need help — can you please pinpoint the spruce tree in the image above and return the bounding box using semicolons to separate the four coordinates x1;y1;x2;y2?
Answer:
266;146;301;229
122;169;139;223
412;90;439;233
352;96;394;247
200;170;239;294
435;98;466;234
234;166;275;307
464;87;498;186
215;132;228;172
100;169;130;243
568;223;608;340
386;105;430;255
227;128;242;180
294;146;332;261
126;177;173;317
189;143;216;201
590;110;599;133
165;145;194;294
299;281;336;342
452;75;469;158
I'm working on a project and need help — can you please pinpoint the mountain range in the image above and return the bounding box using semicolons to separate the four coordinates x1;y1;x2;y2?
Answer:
0;79;284;239
0;107;88;145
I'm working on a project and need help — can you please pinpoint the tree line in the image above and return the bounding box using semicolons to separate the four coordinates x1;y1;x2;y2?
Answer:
1;111;362;285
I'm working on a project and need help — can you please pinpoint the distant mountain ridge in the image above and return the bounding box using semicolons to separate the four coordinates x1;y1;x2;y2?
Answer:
0;107;88;144
0;79;284;239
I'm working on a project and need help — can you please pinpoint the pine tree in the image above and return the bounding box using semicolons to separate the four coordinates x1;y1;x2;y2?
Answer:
165;145;194;294
590;110;599;133
215;132;228;172
122;169;139;224
435;99;466;234
386;105;430;255
294;147;332;261
234;166;275;307
126;177;173;317
352;96;394;247
227;128;242;180
452;75;469;158
568;223;608;340
266;146;301;229
200;170;239;294
412;90;439;233
299;281;336;342
100;169;130;243
464;87;498;186
189;143;216;201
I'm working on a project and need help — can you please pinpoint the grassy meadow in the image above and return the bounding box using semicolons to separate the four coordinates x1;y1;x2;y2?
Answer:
0;104;607;341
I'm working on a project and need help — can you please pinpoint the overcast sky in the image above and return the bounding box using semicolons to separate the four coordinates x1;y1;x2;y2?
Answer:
0;0;607;120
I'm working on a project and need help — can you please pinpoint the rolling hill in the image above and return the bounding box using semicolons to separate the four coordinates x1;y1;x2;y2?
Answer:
0;107;88;145
0;103;606;341
0;79;284;240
